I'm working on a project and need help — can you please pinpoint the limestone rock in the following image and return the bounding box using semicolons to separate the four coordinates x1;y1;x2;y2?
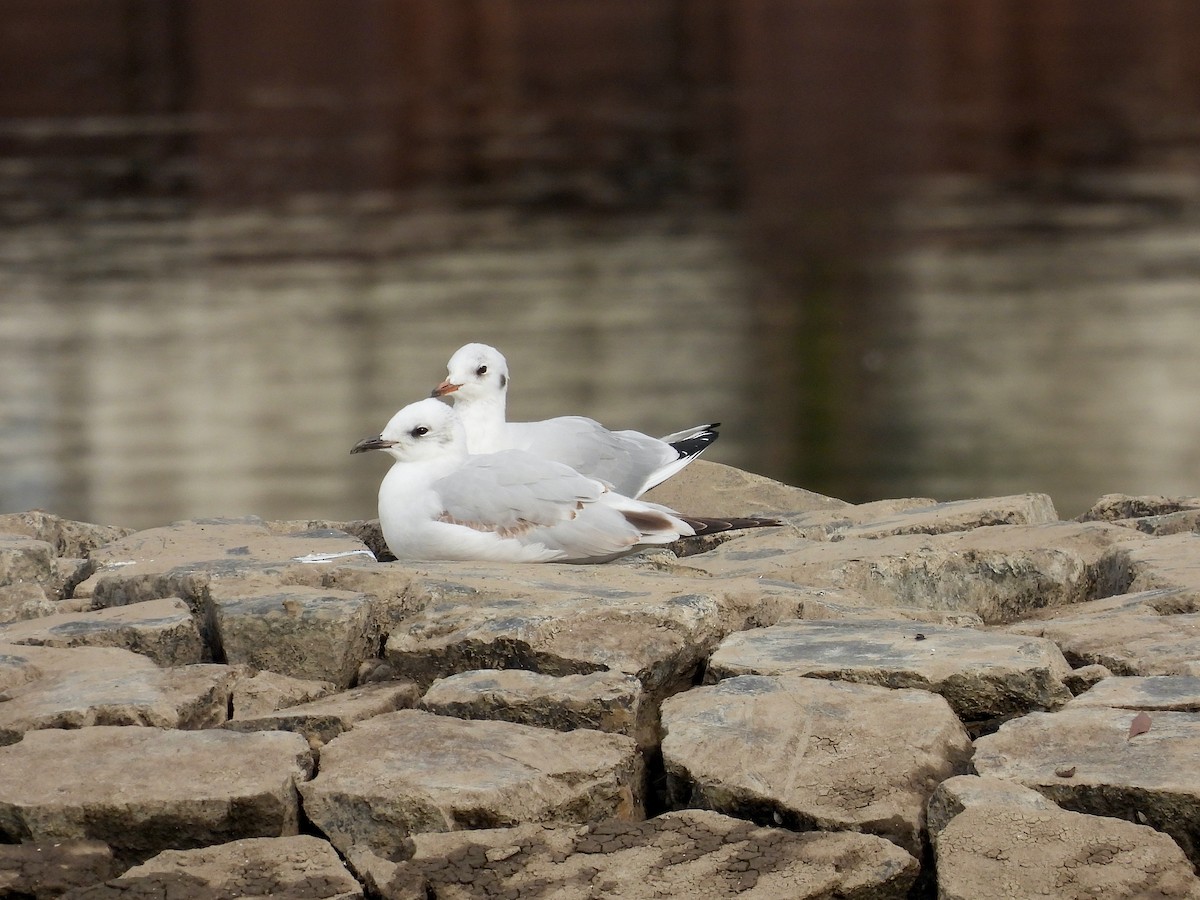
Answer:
83;517;375;609
382;572;816;697
209;581;378;688
1063;663;1114;695
973;706;1200;865
706;619;1072;726
661;675;972;855
225;681;420;750
686;521;1130;623
0;597;203;666
0;581;57;624
929;776;1200;900
0;726;313;864
62;835;362;899
1078;494;1200;523
0;535;55;590
0;839;119;900
0;510;133;559
230;669;337;718
0;644;236;744
300;709;643;858
354;809;918;900
1117;532;1200;597
1067;675;1200;712
829;493;1059;540
420;668;655;748
1006;589;1200;675
641;459;849;518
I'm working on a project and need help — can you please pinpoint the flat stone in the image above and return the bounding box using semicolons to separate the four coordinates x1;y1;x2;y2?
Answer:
706;619;1072;725
973;706;1200;866
641;459;849;518
1006;589;1200;675
1063;663;1114;695
0;726;313;864
0;510;133;559
224;681;420;749
382;570;821;697
1118;532;1200;597
353;809;918;900
0;839;119;900
0;598;203;666
82;517;375;609
1067;675;1200;712
63;835;362;899
660;675;972;855
300;709;643;859
0;644;236;745
230;669;337;718
209;581;378;688
0;582;57;624
420;668;655;748
0;535;55;589
830;493;1059;540
929;775;1200;900
686;521;1131;624
1078;494;1200;523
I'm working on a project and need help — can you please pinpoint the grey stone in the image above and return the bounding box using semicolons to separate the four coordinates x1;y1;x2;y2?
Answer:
230;669;337;719
0;597;203;666
1078;494;1200;523
973;706;1200;866
706;619;1072;725
420;668;655;748
829;493;1059;540
0;726;313;864
0;644;236;745
62;835;362;899
1067;675;1200;712
1006;589;1200;676
0;581;57;624
641;459;849;518
0;839;119;900
1118;532;1200;598
300;709;643;859
0;510;133;559
352;809;918;900
0;535;55;590
382;572;821;697
661;675;972;855
1063;663;1114;695
209;581;378;688
224;681;420;749
929;776;1200;900
686;521;1131;623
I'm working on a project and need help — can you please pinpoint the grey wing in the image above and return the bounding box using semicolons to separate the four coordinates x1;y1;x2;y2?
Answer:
514;417;676;497
432;450;604;536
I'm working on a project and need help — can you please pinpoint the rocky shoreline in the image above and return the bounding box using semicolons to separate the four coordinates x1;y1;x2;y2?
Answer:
1;460;1198;898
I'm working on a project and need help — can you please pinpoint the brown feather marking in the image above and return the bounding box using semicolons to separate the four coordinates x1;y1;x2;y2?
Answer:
437;512;539;539
622;510;679;533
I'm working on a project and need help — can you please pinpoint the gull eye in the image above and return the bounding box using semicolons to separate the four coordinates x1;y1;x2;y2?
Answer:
475;365;488;377
410;426;429;438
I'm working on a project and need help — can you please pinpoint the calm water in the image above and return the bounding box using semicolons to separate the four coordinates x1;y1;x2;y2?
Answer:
2;189;1199;530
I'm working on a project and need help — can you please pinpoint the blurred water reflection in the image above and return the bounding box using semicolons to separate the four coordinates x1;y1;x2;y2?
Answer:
2;192;1199;530
0;206;756;529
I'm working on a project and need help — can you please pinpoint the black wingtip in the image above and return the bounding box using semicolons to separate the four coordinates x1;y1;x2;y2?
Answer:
681;516;783;535
669;424;721;461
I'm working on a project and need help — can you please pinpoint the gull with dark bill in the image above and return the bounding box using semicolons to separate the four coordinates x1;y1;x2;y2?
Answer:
352;398;777;563
432;343;718;498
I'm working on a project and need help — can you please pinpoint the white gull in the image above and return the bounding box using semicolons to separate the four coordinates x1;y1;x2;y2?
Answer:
431;343;718;498
351;398;775;563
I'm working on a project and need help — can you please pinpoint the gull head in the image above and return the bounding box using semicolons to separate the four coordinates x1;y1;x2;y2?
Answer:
351;398;467;462
431;342;509;403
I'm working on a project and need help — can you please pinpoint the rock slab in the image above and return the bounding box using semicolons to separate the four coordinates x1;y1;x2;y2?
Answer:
661;675;973;855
